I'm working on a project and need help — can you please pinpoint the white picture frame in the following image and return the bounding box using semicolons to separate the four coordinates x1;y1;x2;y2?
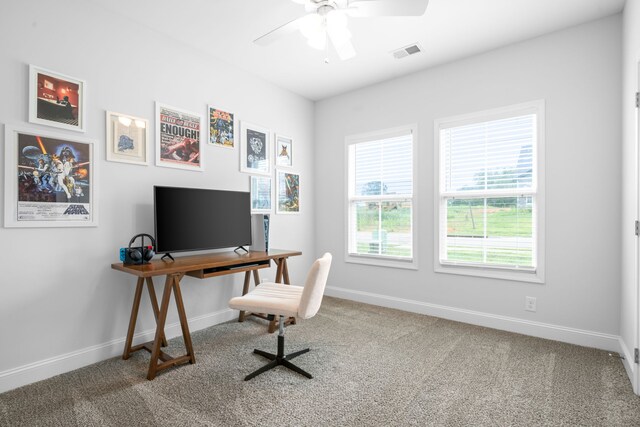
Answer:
250;176;272;213
275;134;293;168
106;111;149;165
240;121;271;175
4;125;98;228
29;65;86;132
208;105;235;148
156;102;204;171
276;169;300;215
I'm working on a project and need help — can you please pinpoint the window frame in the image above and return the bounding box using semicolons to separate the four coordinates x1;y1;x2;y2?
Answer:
345;124;418;270
434;101;545;283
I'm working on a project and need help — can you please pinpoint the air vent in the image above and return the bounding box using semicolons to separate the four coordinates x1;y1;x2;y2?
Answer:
392;43;422;59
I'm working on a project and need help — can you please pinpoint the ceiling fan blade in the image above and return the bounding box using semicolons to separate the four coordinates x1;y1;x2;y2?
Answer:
346;0;429;17
253;15;308;46
329;31;356;61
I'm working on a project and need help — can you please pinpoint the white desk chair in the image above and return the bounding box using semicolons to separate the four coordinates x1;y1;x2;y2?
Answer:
229;253;332;381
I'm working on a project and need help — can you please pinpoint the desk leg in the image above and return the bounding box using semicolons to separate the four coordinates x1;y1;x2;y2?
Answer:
146;274;196;380
283;259;290;285
238;271;251;322
123;277;144;360
145;277;168;347
148;275;173;380
172;274;195;365
275;259;284;283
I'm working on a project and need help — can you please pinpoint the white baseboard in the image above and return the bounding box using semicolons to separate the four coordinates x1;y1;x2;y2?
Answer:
325;286;621;352
619;337;638;395
0;308;237;394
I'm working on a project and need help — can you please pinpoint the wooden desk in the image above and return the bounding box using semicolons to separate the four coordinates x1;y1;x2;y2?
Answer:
111;249;301;379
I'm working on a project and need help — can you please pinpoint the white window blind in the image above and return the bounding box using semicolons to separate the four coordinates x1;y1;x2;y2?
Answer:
348;130;414;261
439;113;537;270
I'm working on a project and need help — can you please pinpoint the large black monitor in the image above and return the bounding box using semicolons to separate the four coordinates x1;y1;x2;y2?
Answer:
154;186;252;254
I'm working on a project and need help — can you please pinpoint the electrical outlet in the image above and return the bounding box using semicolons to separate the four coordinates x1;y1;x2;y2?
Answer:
525;296;537;312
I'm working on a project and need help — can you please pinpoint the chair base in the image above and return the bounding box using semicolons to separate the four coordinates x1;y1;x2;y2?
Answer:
244;334;313;381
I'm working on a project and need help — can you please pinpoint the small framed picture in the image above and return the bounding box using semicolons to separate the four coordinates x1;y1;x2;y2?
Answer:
29;65;86;132
276;169;300;214
4;125;97;228
156;102;203;171
208;105;234;148
240;121;270;175
250;176;272;213
275;134;293;167
106;111;149;165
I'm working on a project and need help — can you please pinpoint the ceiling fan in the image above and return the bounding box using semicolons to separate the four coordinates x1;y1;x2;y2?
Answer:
254;0;429;61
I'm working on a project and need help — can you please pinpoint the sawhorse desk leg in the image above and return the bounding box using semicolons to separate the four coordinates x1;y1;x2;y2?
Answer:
274;256;290;284
123;277;168;360
122;274;196;380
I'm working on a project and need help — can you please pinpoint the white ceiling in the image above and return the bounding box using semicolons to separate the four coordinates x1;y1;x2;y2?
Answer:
91;0;625;101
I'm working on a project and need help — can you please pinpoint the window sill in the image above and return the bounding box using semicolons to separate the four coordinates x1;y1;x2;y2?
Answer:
435;263;544;284
346;253;418;270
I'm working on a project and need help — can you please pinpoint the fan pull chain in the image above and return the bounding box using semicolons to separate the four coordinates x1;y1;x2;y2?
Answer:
324;24;330;64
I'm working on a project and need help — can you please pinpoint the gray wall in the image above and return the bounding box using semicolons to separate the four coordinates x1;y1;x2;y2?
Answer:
0;0;315;391
315;16;622;341
620;0;640;394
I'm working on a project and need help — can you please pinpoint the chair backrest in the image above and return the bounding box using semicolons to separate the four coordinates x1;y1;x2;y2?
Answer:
297;253;332;319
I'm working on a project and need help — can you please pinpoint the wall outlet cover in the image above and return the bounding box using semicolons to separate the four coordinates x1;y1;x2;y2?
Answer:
525;296;537;312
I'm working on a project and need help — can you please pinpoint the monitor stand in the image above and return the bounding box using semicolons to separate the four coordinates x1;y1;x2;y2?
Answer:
161;253;175;262
234;246;249;254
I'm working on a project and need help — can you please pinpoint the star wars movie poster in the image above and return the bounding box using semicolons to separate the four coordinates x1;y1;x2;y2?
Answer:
209;106;234;148
158;105;202;170
17;132;92;222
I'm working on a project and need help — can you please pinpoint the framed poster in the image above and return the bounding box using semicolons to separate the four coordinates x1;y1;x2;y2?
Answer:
276;170;300;214
240;121;270;175
29;65;86;132
156;102;203;171
250;176;272;213
4;126;97;227
106;111;149;165
208;105;234;148
275;134;293;167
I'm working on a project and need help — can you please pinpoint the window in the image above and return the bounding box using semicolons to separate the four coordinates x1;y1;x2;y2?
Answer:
435;101;544;282
346;126;417;269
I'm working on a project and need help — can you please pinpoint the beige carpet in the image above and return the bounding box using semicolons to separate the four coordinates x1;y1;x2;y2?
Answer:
1;296;639;426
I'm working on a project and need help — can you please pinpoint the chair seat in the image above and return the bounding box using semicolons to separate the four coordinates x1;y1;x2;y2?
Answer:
229;282;304;318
